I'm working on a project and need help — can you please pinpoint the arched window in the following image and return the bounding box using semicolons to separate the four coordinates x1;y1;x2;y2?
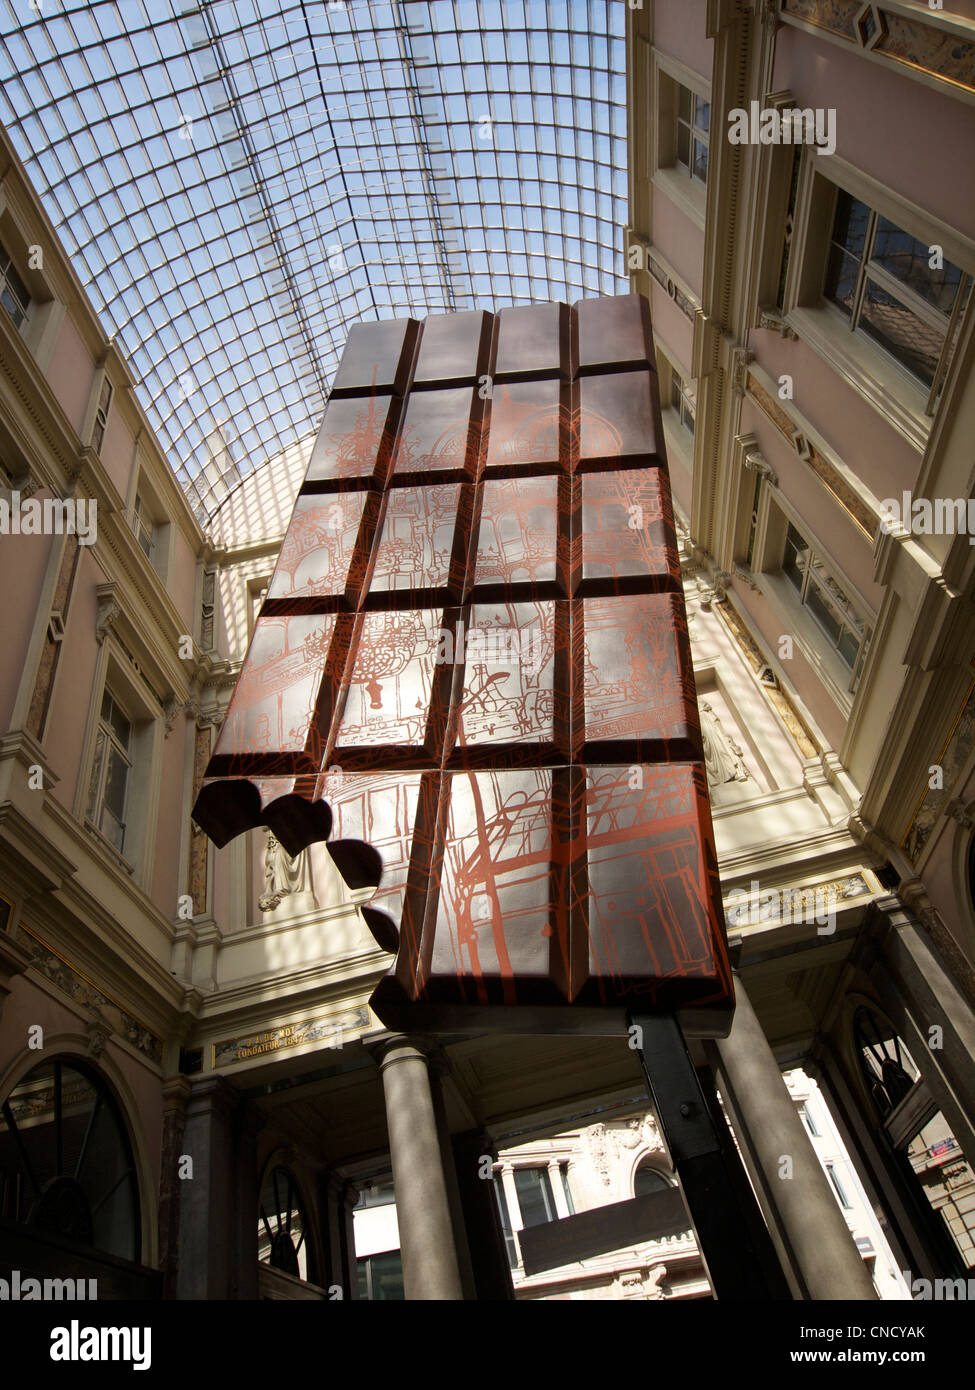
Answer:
634;1161;672;1197
853;1006;918;1119
0;1057;140;1261
258;1165;316;1282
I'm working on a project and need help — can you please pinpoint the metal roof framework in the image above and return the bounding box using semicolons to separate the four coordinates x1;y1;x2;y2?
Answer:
0;0;627;522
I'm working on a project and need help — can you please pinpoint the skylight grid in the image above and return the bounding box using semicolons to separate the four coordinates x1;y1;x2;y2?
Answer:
0;0;627;523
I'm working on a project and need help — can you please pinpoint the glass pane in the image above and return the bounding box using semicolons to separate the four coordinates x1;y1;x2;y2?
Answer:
86;728;106;819
782;524;808;592
694;96;710;132
823;245;859;318
364;1251;405;1300
670;372;682;412
514;1166;556;1227
693;139;708;183
1;285;25;328
860;279;943;387
873;216;961;316
102;745;129;824
836;625;860;670
831;190;870;260
806;578;845;647
104;694;131;748
676;121;690;168
677;84;691;122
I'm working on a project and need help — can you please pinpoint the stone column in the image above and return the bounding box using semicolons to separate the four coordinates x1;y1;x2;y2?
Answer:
176;1075;240;1300
374;1036;464;1300
158;1076;191;1300
710;973;877;1301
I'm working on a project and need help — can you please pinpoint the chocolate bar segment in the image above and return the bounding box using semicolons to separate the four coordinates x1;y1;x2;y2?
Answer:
577;763;730;1011
575;293;654;375
581;593;701;761
412;309;493;387
579;468;680;596
329;317;420;397
304;393;400;486
494;301;569;380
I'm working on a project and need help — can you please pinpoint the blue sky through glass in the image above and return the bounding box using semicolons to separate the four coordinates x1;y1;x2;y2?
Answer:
0;0;627;521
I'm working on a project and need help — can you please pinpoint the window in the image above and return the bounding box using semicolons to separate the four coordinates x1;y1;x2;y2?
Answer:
825;1163;852;1209
675;84;709;186
133;494;155;560
513;1165;558;1228
799;1102;821;1137
634;1162;672;1197
0;1057;140;1262
669;365;696;437
781;522;871;692
0;238;30;329
357;1250;404;1300
823;189;971;404
86;689;133;854
258;1165;316;1282
92;377;113;453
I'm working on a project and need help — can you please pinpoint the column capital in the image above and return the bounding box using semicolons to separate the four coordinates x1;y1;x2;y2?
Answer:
367;1031;441;1070
183;1072;240;1118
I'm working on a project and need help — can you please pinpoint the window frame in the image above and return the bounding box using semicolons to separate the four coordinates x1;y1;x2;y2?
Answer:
822;190;971;410
92;376;114;454
0;236;31;330
78;644;164;887
512;1163;559;1229
754;498;876;711
674;85;709;188
783;154;975;450
85;687;134;856
650;51;710;231
656;347;697;475
780;520;872;692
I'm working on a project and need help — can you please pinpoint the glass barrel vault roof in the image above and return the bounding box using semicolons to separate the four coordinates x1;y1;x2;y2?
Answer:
0;0;627;523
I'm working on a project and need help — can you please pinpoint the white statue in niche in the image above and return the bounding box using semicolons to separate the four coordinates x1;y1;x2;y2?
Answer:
700;699;749;787
259;828;313;913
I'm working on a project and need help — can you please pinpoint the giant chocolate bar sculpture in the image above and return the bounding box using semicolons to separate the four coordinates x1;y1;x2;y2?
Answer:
192;296;733;1035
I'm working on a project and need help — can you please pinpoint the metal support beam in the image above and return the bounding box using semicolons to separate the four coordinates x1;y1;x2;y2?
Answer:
629;1012;791;1300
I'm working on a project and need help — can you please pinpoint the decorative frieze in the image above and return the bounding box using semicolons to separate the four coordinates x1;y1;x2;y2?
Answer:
745;371;875;538
19;925;163;1065
902;679;975;862
212;1005;370;1068
713;599;819;757
781;0;975;97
